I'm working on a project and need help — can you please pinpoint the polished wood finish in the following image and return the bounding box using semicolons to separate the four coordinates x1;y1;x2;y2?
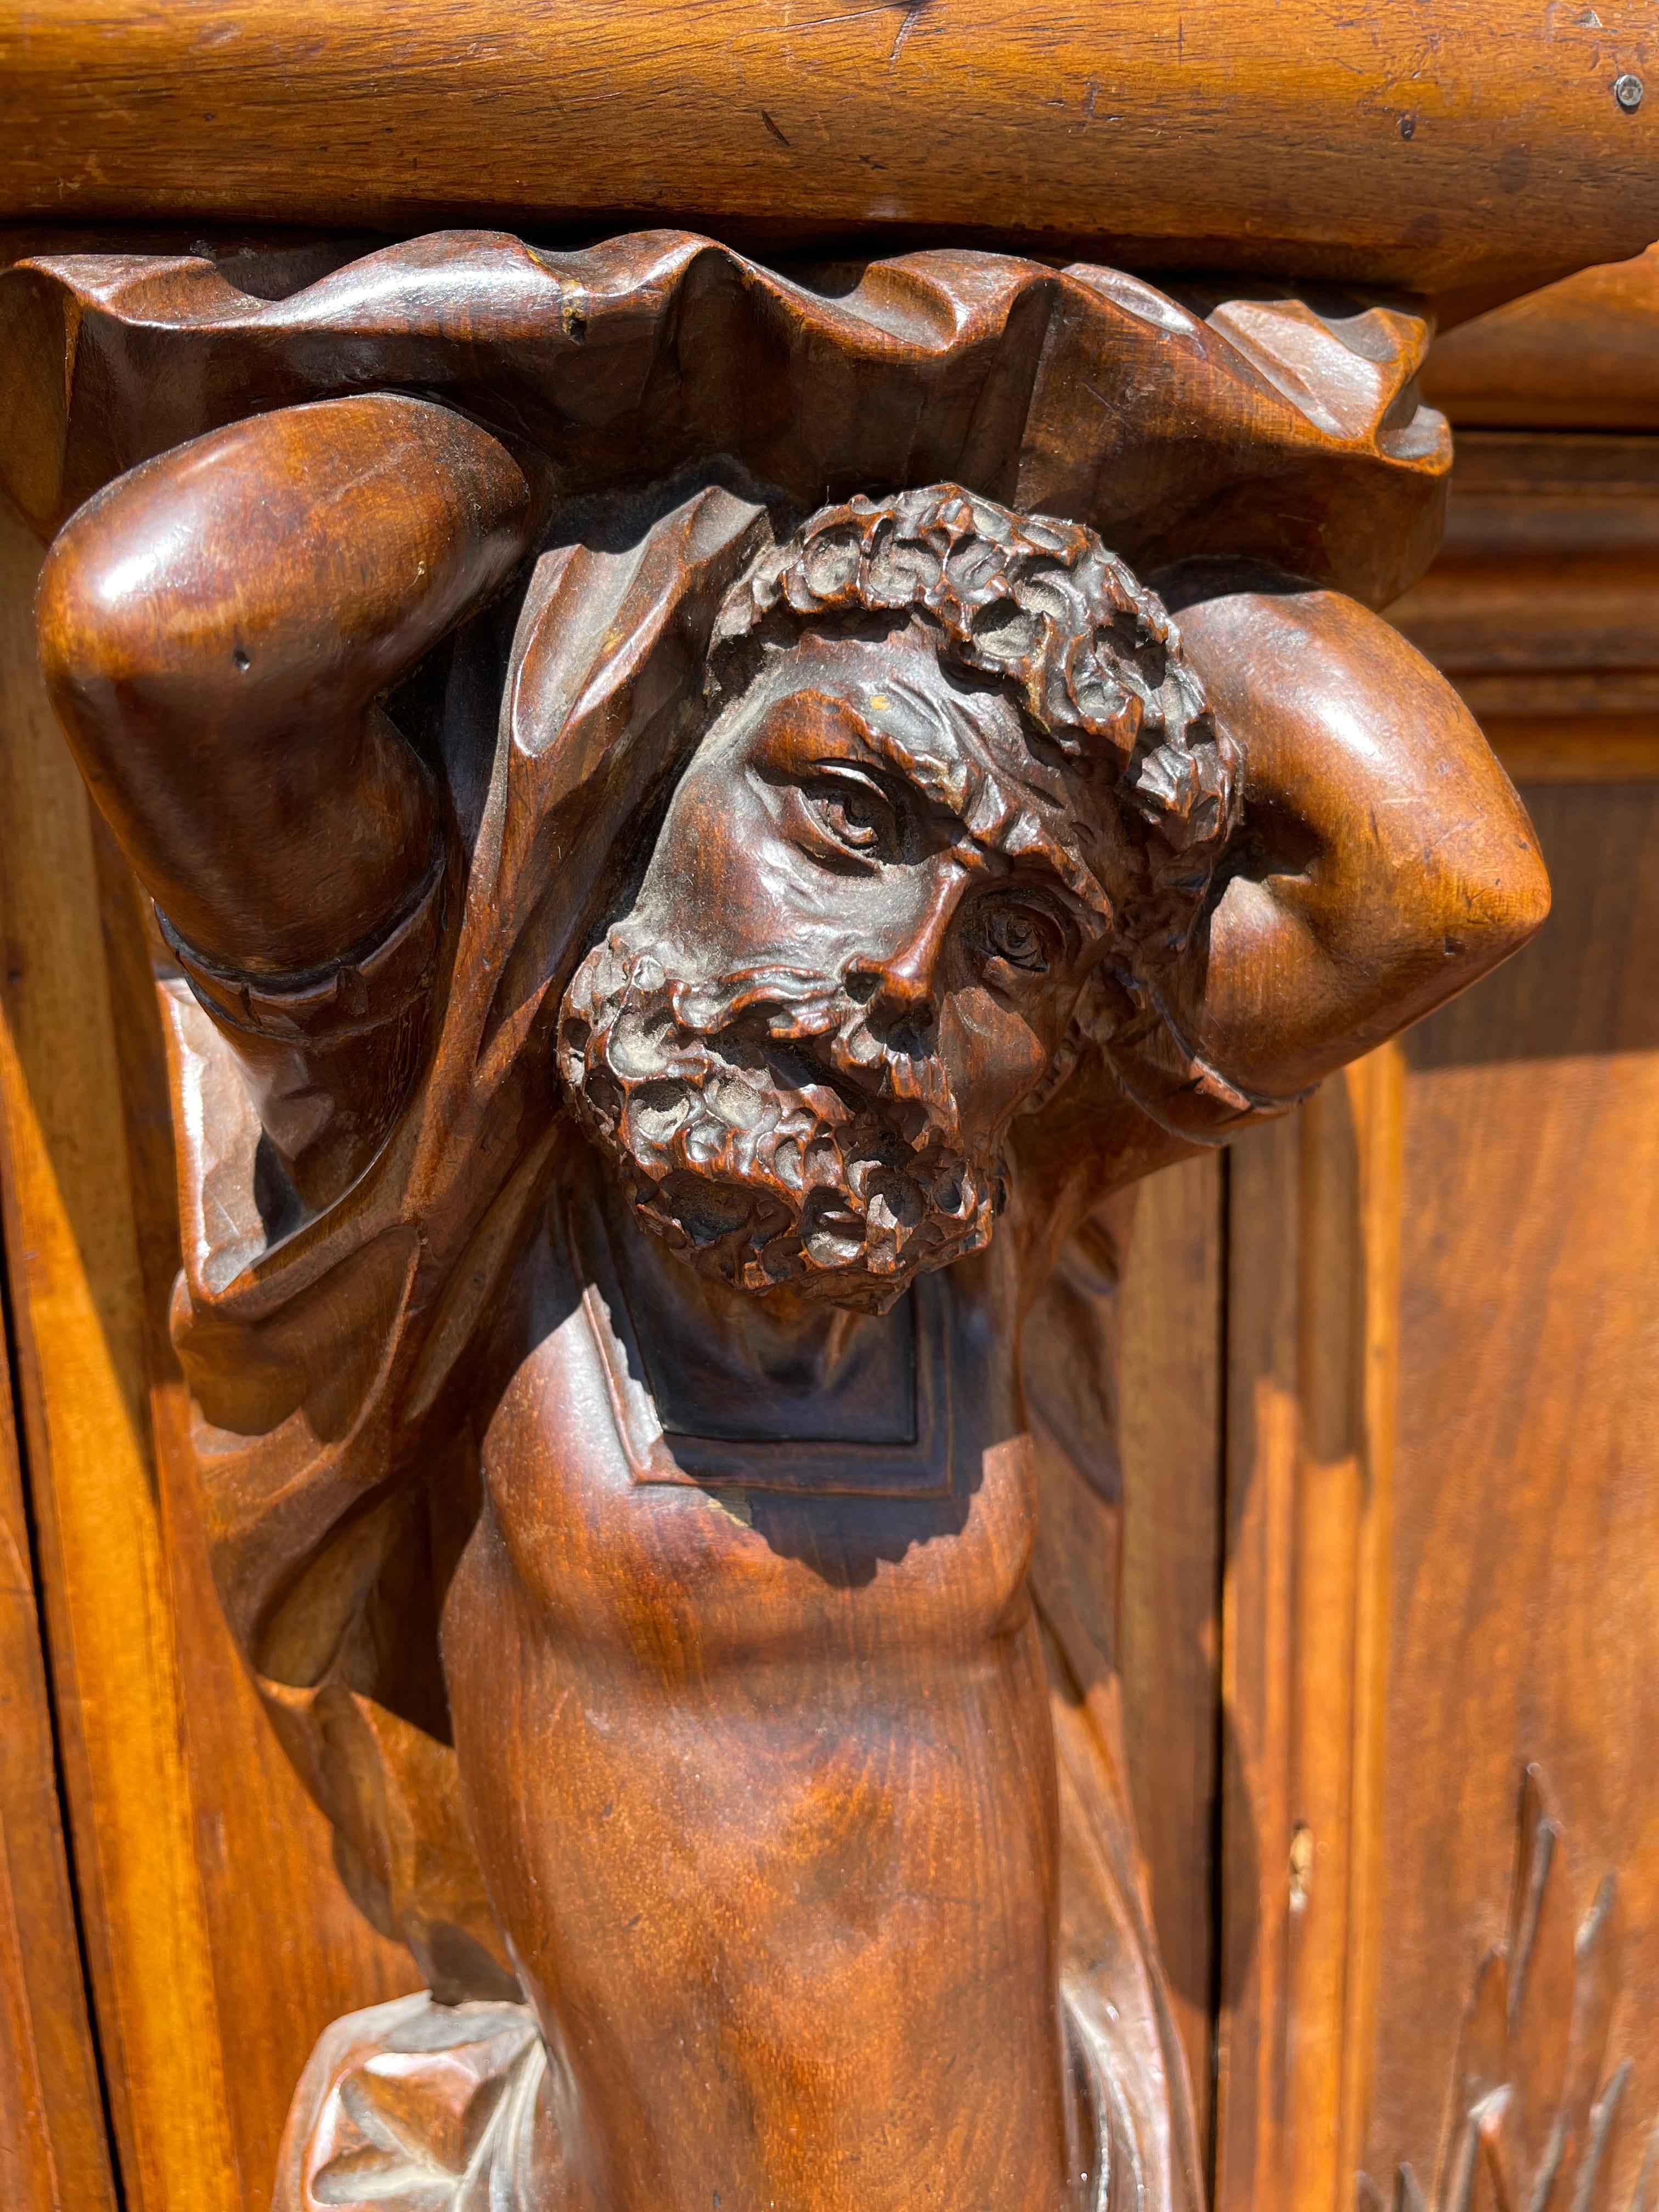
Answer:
1215;1047;1406;2212
1390;435;1659;718
90;814;426;2209
1195;259;1659;2207
1359;781;1659;2202
1020;1158;1226;2159
2;2;1656;297
1388;432;1659;783
0;1221;117;2212
1425;248;1659;431
0;498;239;2212
13;227;1552;2212
1115;1158;1225;2148
1214;780;1659;2211
0;2;1653;2192
0;229;1451;614
1482;719;1659;784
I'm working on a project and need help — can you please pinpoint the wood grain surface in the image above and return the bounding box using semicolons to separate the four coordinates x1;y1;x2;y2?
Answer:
0;494;239;2212
1425;247;1659;429
1388;433;1659;777
1214;1046;1404;2212
0;1230;118;2212
19;354;1544;2208
1361;781;1659;2203
88;824;427;2211
0;212;1592;2210
1;0;1656;296
1026;1160;1227;2158
1215;784;1659;2210
1117;1156;1224;2154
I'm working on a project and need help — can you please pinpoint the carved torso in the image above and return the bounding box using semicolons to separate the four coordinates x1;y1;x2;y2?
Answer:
444;1157;1072;2209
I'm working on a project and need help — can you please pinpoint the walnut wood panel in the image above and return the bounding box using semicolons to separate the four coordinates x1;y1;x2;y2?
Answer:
1217;785;1659;2212
1481;718;1659;785
1389;433;1659;777
2;1;1657;296
88;816;425;2209
1357;782;1659;2204
0;495;239;2212
0;496;417;2212
1028;1157;1227;2158
0;1227;117;2212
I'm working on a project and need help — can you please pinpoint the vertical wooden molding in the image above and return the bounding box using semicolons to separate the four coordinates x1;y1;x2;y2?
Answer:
1217;1109;1302;2212
1118;1152;1226;2149
1335;1041;1405;2202
1217;1045;1405;2212
1284;1072;1367;2212
0;1252;118;2212
0;502;239;2211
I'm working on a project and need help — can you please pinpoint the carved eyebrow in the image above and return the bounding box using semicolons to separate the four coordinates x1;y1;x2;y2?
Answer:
849;678;1114;922
748;675;1113;921
832;688;976;819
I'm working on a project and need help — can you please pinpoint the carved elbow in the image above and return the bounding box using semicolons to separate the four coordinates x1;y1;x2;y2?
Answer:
1429;800;1551;984
35;393;536;751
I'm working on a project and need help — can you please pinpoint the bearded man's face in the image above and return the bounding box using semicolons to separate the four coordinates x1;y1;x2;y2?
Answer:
556;624;1105;1312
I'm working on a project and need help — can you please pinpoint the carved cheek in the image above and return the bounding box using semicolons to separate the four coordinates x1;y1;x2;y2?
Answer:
940;985;1049;1134
637;774;783;954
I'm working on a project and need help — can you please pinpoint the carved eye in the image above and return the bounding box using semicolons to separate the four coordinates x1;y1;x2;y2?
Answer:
979;902;1055;975
805;775;895;855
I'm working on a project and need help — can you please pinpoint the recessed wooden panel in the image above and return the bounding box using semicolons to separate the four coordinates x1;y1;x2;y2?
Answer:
1219;786;1659;2212
1359;782;1659;2200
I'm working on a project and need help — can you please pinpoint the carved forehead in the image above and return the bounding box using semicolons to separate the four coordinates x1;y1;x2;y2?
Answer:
695;623;1119;918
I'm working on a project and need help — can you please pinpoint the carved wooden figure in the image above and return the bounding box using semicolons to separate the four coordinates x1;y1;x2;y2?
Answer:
16;231;1547;2212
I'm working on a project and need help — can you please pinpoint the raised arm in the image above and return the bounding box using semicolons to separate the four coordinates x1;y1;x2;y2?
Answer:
35;394;538;1207
1153;563;1550;1109
36;392;536;977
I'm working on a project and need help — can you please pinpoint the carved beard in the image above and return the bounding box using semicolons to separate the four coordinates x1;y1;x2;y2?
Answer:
556;932;1004;1312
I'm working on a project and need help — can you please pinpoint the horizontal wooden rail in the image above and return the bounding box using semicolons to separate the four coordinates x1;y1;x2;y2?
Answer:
1;0;1656;298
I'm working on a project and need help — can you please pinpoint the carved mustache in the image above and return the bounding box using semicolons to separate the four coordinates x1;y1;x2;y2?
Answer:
637;958;962;1145
557;934;1002;1301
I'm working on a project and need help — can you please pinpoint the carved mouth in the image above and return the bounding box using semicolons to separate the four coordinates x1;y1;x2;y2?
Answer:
557;932;1001;1305
748;1030;945;1150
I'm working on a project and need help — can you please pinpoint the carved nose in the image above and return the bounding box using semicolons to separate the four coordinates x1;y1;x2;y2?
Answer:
847;875;961;1032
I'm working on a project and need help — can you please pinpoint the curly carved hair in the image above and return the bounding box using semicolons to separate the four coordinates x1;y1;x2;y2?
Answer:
708;486;1242;977
708;477;1256;1115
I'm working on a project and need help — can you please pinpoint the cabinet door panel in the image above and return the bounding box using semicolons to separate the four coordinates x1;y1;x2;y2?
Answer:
1365;782;1659;2201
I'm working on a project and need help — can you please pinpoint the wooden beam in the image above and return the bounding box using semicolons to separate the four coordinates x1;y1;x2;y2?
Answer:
0;0;1655;297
